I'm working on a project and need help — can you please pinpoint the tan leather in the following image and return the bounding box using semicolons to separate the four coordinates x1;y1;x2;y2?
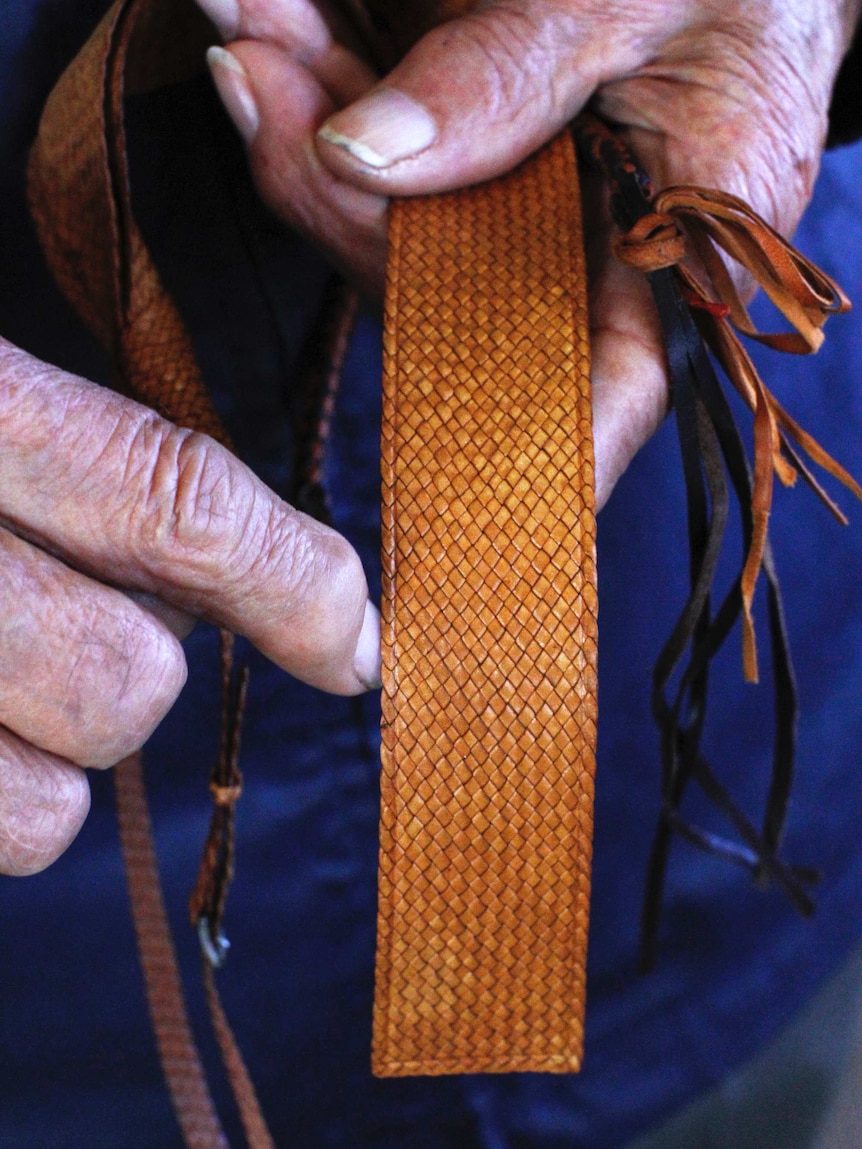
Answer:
27;0;227;444
29;0;599;1107
28;4;274;1146
346;0;600;1079
375;131;597;1076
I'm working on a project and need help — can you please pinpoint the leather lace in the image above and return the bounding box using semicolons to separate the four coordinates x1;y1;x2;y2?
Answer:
575;113;859;970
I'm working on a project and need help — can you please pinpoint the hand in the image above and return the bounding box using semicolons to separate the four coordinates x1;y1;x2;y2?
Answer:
199;0;861;507
0;338;380;875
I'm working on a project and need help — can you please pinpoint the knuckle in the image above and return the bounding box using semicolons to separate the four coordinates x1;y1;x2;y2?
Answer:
455;7;561;124
267;512;367;659
80;612;187;768
129;422;250;587
310;527;367;620
54;600;187;769
0;531;186;768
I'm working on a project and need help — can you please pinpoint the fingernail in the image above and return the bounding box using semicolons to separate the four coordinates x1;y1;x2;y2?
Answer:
353;601;382;691
195;0;239;40
206;46;259;144
318;87;437;170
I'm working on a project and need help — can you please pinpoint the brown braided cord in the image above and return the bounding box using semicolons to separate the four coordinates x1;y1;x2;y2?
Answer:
28;3;275;1146
114;753;230;1149
375;130;597;1076
27;0;226;442
202;964;276;1149
290;275;360;523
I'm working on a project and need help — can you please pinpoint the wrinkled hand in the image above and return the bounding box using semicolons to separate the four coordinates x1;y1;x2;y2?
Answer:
5;0;858;876
0;338;380;875
200;0;860;506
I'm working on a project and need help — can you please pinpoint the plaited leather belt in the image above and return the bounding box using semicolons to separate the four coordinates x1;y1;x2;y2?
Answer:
376;134;596;1076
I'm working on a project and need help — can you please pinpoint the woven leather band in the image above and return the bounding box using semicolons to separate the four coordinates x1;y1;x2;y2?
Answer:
375;131;597;1076
28;4;274;1146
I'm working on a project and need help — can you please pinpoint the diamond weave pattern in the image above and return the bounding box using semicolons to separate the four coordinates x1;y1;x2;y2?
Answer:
375;132;598;1076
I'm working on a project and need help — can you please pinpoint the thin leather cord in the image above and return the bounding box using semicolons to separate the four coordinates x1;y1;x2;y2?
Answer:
188;629;249;969
290;273;359;524
201;962;276;1149
573;114;851;970
616;185;857;681
187;640;277;1149
185;641;267;1149
114;753;231;1149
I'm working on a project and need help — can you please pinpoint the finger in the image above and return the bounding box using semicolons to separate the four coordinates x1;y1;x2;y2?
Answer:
0;340;380;695
313;1;647;193
0;526;187;768
197;0;378;102
207;41;388;293
0;728;90;876
593;16;830;239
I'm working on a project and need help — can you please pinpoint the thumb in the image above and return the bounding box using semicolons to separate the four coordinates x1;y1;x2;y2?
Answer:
314;2;641;193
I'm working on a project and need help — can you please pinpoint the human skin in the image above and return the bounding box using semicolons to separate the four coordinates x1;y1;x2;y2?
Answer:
203;0;862;496
0;0;859;875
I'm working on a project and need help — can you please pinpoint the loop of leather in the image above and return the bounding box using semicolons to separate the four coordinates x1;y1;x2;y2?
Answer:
210;784;244;806
27;0;226;443
613;186;849;350
652;185;850;353
612;210;687;271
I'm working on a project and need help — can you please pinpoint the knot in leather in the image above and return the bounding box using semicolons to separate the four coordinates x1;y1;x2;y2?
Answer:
209;782;243;807
612;211;687;272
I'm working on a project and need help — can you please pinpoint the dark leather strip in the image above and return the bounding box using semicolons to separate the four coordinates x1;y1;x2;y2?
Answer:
572;114;844;971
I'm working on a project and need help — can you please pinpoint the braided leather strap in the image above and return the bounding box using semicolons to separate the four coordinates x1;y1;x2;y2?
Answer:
28;3;274;1146
375;131;597;1076
27;0;226;442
